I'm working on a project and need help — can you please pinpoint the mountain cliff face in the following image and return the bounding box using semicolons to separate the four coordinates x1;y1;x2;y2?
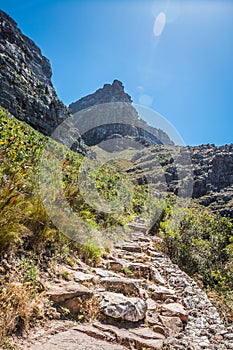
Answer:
190;144;233;215
69;80;174;148
0;10;72;137
0;8;172;151
128;143;233;217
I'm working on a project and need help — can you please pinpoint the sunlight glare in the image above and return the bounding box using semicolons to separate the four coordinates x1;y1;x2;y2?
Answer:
139;94;153;107
153;12;166;37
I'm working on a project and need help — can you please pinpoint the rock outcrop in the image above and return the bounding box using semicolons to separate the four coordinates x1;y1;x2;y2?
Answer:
69;80;174;149
127;144;233;217
190;144;233;215
0;11;69;136
70;80;132;112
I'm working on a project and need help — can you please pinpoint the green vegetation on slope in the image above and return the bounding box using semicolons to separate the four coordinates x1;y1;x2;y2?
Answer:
159;198;233;321
0;107;147;255
0;106;163;340
0;106;233;342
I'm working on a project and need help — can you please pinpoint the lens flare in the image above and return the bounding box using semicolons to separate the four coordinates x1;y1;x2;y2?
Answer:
153;12;166;37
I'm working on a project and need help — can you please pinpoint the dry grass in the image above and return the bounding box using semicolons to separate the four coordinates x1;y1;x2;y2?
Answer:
0;282;40;339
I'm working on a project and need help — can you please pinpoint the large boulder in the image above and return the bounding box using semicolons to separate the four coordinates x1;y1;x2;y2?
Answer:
100;292;147;322
47;282;93;313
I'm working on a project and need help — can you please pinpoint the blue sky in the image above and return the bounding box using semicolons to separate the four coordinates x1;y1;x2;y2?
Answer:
1;1;233;146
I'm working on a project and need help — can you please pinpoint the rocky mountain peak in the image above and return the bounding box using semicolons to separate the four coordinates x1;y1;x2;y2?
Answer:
69;79;132;114
69;81;174;148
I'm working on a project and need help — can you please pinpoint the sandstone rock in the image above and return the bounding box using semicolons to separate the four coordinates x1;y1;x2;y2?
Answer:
100;277;140;296
128;222;148;233
120;242;142;253
150;285;177;301
129;144;233;217
153;325;166;336
93;323;164;350
30;329;126;350
94;268;120;278
107;259;126;272
46;282;93;312
47;282;93;303
146;298;158;311
127;262;152;279
73;271;96;283
0;10;87;154
131;327;165;340
151;268;166;285
99;292;147;322
226;333;233;341
158;315;183;336
70;80;132;113
146;311;161;326
161;303;188;322
69;80;173;149
73;324;115;342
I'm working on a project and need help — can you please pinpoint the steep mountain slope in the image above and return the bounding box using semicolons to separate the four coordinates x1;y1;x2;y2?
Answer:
69;80;174;148
0;10;82;151
126;144;233;217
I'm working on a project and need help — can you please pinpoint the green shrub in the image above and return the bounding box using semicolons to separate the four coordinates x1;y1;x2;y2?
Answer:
160;203;233;292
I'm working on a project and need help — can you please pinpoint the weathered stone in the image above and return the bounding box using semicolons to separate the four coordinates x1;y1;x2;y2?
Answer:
93;323;164;350
30;329;126;350
127;262;152;279
151;268;165;285
131;327;165;340
0;11;87;155
150;285;177;301
100;292;147;322
158;315;183;336
129;144;233;218
146;311;161;326
73;271;96;283
153;325;166;336
73;324;115;342
146;298;158;311
46;282;93;312
128;222;148;233
161;303;188;322
47;282;92;303
107;260;125;272
70;80;132;113
100;277;140;296
69;80;173;149
120;242;142;253
94;268;120;278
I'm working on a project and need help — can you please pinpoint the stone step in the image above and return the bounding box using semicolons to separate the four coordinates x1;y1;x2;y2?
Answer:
46;282;93;313
128;222;148;233
93;323;164;350
28;215;231;350
99;277;141;296
29;328;127;350
117;242;142;253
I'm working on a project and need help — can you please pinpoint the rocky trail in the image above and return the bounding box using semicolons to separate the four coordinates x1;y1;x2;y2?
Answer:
17;219;233;350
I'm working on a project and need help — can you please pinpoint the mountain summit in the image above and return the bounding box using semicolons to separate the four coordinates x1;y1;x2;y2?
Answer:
0;9;174;149
69;80;132;113
69;80;174;148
